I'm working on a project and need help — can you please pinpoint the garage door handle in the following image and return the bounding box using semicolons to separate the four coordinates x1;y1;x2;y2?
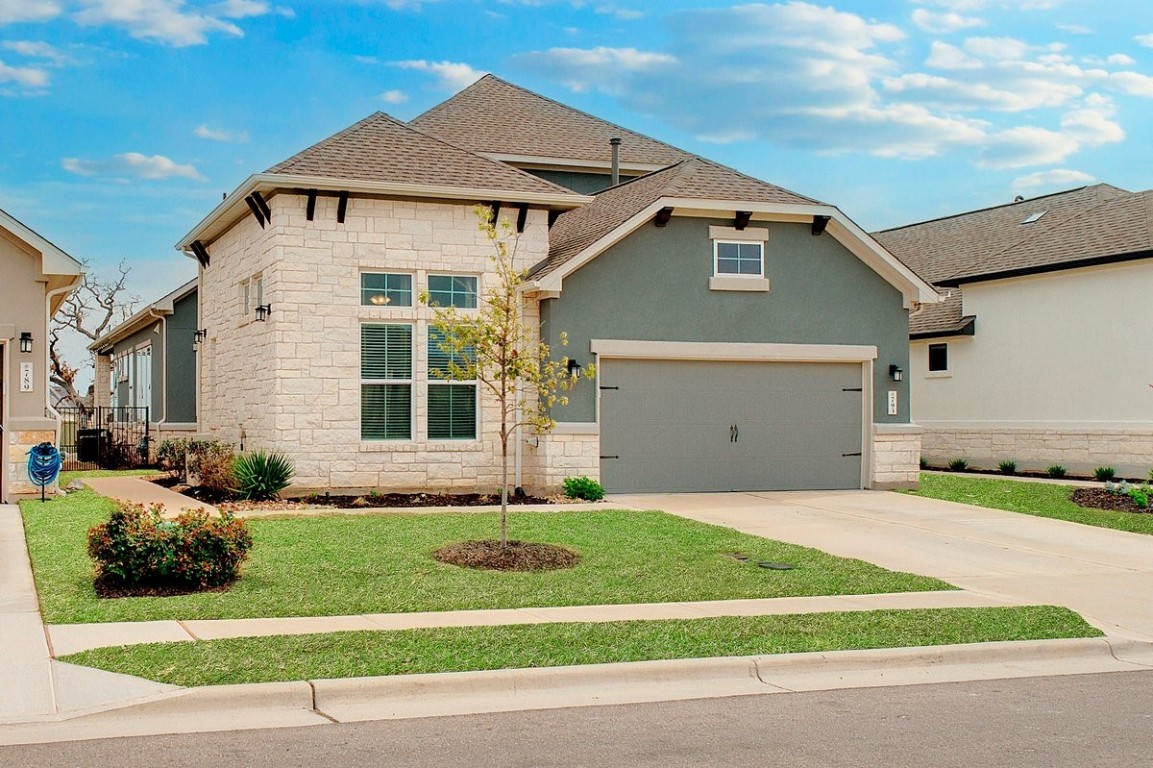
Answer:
843;387;863;392
842;452;862;457
600;455;619;460
600;386;619;391
734;425;739;443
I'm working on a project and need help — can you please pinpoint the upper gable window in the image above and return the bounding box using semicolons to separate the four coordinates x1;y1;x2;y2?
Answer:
428;275;478;309
715;241;764;277
707;225;771;292
928;343;948;372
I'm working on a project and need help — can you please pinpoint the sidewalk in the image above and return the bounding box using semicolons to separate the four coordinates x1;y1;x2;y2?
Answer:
81;476;217;517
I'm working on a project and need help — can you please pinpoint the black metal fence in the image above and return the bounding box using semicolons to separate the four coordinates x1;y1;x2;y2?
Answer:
58;407;152;471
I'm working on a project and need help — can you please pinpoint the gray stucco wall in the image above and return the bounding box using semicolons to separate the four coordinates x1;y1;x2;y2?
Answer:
527;169;637;195
0;232;50;422
539;217;911;424
111;320;164;418
165;291;197;423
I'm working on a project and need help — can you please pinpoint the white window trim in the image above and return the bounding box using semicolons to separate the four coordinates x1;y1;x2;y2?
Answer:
239;278;251;324
360;270;415;308
926;343;950;377
360;321;415;442
427;273;481;310
426;327;479;442
713;239;765;279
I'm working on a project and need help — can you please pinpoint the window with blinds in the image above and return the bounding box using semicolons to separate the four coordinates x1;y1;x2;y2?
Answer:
361;324;413;440
428;328;476;440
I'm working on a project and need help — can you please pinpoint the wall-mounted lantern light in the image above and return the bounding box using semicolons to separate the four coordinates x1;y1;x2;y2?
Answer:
193;329;208;346
889;364;904;382
254;304;272;322
566;358;583;377
19;332;33;354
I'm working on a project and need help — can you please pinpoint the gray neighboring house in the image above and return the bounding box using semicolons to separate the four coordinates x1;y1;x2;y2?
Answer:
176;75;938;494
0;207;83;501
89;279;199;446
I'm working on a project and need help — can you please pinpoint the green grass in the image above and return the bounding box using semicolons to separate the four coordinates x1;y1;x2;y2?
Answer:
59;468;160;486
23;490;952;624
60;606;1099;687
907;473;1153;535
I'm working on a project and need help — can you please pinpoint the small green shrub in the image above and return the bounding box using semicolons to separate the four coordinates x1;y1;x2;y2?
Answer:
919;457;928;470
562;476;606;501
233;450;295;501
87;503;253;591
1129;487;1150;509
1093;466;1116;482
998;460;1017;476
1047;465;1067;479
947;458;968;472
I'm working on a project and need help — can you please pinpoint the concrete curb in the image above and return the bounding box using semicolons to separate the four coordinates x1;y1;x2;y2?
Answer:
6;637;1153;745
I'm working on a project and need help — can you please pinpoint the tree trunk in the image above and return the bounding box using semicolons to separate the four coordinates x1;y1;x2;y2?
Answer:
500;430;509;547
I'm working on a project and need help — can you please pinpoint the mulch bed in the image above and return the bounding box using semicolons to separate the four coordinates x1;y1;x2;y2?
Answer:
433;540;581;571
1071;487;1152;514
93;577;234;599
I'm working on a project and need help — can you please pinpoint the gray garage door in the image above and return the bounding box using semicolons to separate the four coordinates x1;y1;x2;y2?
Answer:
599;359;864;493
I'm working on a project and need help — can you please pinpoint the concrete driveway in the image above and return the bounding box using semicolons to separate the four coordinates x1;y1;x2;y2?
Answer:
610;490;1153;641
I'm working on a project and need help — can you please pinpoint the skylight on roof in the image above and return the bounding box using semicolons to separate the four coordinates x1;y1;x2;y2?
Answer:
1020;211;1046;224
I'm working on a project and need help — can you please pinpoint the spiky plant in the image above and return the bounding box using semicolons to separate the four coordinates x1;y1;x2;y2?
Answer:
233;450;295;501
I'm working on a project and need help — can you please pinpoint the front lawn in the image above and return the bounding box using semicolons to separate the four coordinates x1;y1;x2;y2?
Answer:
61;606;1099;687
24;489;952;625
907;473;1153;535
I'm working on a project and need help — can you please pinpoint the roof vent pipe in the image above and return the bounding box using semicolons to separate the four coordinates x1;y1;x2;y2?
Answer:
610;137;622;186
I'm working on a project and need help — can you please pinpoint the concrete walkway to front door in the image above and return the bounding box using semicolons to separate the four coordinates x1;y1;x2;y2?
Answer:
610;490;1153;641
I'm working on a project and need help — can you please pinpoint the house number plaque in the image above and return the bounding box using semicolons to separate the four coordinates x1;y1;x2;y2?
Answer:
20;362;33;392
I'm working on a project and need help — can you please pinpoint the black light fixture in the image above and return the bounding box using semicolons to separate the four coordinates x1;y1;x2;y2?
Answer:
889;364;904;382
255;304;272;322
566;358;583;377
19;332;32;354
193;329;208;345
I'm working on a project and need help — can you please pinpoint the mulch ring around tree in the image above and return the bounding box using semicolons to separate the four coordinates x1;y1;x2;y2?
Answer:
1071;488;1152;514
433;540;581;571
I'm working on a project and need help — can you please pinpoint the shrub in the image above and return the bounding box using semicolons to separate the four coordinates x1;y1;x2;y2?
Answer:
562;476;606;501
1130;487;1150;510
947;458;968;472
233;450;295;500
1093;466;1116;482
156;438;189;475
998;460;1017;476
919;457;928;470
1047;465;1067;479
87;503;253;591
189;440;236;492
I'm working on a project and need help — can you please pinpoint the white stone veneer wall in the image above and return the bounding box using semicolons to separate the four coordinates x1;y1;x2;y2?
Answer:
198;192;563;492
524;429;600;494
922;427;1153;478
872;424;921;490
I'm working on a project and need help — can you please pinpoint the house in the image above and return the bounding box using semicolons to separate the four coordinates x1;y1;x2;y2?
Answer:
175;75;938;494
88;278;199;452
0;208;83;501
874;184;1153;477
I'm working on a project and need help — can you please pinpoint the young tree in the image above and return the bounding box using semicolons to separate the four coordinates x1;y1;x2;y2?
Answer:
426;205;593;546
51;261;138;413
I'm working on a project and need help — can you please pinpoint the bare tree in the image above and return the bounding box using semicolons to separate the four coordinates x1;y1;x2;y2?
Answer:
51;260;138;412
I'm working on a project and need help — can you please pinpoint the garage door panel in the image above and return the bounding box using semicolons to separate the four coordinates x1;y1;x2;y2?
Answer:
600;359;863;493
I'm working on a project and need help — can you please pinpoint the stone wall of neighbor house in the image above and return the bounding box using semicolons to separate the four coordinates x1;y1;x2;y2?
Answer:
872;425;922;490
199;193;558;492
922;426;1153;478
6;425;57;498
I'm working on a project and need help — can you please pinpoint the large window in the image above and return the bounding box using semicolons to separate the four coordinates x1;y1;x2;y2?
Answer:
928;343;948;372
361;324;413;440
714;241;764;277
361;273;412;307
427;275;478;308
427;329;477;440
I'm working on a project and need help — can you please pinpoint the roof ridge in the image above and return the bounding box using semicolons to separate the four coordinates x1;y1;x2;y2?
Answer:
675;155;823;205
585;159;691;198
266;112;393;173
413;74;691;159
874;184;1127;235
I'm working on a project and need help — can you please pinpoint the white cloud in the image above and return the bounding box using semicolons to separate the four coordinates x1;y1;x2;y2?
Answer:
1135;33;1153;48
62;152;206;180
194;124;248;142
1107;54;1136;66
1012;169;1096;189
910;8;983;34
977;126;1079;169
72;0;276;46
1107;70;1153;97
1;40;74;66
379;89;407;104
926;41;982;70
391;59;486;90
1056;23;1092;34
515;46;675;92
0;58;49;88
0;0;61;24
595;4;642;21
963;36;1031;61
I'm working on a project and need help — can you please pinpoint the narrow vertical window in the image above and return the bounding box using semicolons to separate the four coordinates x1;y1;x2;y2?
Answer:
928;343;948;372
361;324;413;440
427;328;477;440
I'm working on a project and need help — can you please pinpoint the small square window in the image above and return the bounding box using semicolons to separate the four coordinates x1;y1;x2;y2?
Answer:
928;343;948;372
428;275;478;308
361;273;413;307
715;241;763;277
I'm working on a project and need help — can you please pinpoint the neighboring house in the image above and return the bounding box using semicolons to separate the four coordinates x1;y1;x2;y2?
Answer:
88;279;199;448
175;75;938;494
0;208;83;501
875;184;1153;476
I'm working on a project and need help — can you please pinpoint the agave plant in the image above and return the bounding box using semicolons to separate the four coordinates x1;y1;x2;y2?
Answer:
232;450;295;501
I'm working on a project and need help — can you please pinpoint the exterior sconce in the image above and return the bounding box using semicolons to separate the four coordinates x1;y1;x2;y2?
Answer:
566;358;583;377
193;329;208;345
19;332;32;354
255;304;272;322
889;364;904;382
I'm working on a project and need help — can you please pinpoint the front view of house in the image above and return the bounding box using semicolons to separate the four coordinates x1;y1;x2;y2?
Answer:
177;76;937;494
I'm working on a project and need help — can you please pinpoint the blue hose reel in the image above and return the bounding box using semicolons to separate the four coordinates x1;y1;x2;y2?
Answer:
27;442;63;503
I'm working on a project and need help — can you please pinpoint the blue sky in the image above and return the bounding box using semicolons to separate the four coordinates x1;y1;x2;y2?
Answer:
3;0;1153;309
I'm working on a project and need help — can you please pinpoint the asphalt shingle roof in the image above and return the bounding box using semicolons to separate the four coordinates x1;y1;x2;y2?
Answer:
265;111;578;197
534;157;821;279
411;74;694;168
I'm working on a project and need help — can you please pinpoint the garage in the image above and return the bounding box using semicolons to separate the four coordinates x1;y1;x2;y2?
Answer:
598;358;866;493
